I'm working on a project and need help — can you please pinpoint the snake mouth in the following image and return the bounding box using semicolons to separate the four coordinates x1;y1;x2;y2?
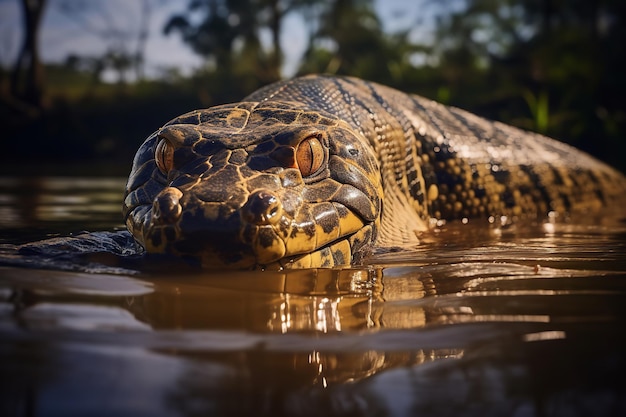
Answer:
134;183;373;269
141;207;369;270
131;174;376;269
126;171;379;269
194;227;369;270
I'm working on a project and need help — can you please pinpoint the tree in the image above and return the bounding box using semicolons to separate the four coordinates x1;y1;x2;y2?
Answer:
165;0;265;76
11;0;47;109
164;0;317;89
164;0;276;103
56;0;162;84
259;0;319;79
297;0;421;87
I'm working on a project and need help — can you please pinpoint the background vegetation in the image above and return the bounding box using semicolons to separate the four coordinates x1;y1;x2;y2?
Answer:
2;0;625;175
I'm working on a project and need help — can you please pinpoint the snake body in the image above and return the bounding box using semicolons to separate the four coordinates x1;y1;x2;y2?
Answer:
123;75;626;269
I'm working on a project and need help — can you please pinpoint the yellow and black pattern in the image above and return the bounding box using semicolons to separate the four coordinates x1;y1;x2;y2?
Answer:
123;75;626;269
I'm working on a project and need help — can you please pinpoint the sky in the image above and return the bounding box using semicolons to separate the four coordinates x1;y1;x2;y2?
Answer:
0;0;431;80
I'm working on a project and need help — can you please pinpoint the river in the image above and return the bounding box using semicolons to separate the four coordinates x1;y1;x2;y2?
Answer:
0;176;625;416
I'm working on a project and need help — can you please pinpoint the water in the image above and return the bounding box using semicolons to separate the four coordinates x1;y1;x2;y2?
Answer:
1;176;625;417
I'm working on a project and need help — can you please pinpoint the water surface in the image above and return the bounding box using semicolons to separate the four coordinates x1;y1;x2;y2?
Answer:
1;176;625;417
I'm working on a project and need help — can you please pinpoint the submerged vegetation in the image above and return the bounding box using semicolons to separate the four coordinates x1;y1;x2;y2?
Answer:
2;0;625;175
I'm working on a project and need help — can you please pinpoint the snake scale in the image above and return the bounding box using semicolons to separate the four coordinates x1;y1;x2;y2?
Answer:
123;75;626;269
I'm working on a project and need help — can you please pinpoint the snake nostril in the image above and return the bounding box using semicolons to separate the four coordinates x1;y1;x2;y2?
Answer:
152;187;183;225
242;189;283;225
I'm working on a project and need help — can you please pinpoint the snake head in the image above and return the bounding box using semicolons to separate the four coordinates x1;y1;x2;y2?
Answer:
123;102;383;269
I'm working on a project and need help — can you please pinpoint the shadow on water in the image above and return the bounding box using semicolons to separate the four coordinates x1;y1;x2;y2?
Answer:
1;176;626;416
0;176;127;245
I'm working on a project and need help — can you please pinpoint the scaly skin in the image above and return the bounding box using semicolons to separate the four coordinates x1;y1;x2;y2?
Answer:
123;75;626;269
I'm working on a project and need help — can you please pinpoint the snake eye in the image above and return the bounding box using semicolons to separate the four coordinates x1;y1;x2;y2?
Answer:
155;138;175;174
296;135;325;177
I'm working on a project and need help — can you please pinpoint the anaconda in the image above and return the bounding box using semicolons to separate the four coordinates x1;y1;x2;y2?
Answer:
123;75;626;269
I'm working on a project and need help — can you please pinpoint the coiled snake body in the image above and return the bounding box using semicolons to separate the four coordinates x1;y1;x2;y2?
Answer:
123;75;626;269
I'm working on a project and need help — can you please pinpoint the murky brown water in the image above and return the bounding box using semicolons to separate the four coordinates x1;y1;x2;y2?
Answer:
1;176;625;417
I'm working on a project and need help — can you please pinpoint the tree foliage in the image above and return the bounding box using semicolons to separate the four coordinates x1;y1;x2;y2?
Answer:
429;0;626;170
295;0;422;87
162;0;316;101
3;0;625;173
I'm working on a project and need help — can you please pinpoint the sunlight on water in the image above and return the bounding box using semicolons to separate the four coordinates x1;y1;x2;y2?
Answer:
0;176;625;416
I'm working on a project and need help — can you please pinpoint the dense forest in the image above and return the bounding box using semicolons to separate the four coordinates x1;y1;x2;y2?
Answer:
2;0;625;175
